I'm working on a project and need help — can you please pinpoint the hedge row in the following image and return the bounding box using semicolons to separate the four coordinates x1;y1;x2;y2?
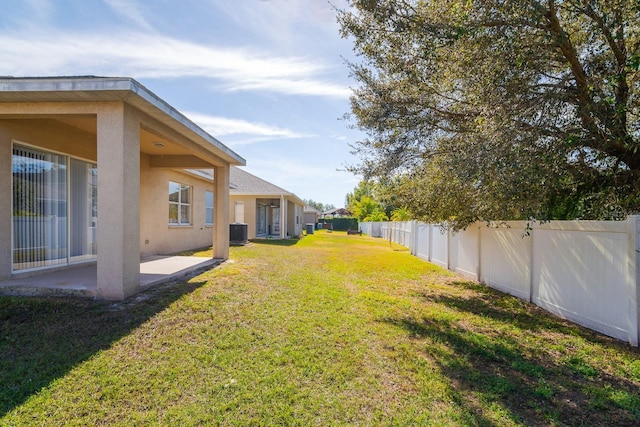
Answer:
319;217;359;231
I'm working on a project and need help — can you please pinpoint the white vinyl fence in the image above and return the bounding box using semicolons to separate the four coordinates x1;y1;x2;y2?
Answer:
359;218;640;346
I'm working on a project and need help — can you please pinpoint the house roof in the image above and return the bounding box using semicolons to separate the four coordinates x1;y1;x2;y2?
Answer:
0;76;245;167
304;206;322;214
323;208;352;216
230;167;304;205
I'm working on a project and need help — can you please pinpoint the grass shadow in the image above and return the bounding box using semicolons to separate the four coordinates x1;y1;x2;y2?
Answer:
249;238;301;246
0;277;208;417
383;314;640;425
419;280;619;344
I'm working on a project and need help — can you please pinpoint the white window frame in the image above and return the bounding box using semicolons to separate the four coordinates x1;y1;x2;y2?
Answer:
169;181;192;226
205;190;214;226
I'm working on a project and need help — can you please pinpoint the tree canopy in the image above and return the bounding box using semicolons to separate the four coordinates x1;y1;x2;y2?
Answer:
346;179;392;220
303;199;335;213
338;0;640;229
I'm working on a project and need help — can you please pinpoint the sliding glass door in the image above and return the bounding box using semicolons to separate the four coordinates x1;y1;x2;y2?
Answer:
12;143;97;271
69;158;97;263
256;203;267;236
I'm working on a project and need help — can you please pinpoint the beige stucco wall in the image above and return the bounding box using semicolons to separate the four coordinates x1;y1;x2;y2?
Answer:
228;195;304;240
0;117;215;257
303;212;319;225
287;200;296;237
140;153;215;256
0;94;236;300
229;195;257;239
1;116;218;273
0;118;98;161
96;102;141;299
0;119;98;280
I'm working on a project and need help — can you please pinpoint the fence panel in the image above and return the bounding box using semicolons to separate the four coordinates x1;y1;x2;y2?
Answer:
430;226;448;269
480;223;532;301
358;217;640;345
532;221;630;342
450;226;480;280
415;222;430;261
359;222;372;236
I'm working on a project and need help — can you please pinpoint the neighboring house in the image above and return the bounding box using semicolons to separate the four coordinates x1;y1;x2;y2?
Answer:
303;206;321;225
322;208;352;218
0;76;245;300
229;167;304;239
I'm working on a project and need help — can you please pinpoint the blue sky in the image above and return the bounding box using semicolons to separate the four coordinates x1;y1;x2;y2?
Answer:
0;0;363;208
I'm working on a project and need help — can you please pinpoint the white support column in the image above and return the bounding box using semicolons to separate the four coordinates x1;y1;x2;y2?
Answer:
96;103;140;300
627;215;639;346
0;134;12;280
214;165;230;259
280;195;286;239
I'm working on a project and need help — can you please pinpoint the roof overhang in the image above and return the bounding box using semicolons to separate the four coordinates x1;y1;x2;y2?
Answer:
0;76;245;166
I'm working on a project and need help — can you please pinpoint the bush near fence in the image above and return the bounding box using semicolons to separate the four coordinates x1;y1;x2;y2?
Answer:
360;219;640;347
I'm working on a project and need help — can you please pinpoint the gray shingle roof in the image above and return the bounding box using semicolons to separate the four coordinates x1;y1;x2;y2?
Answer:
229;167;292;196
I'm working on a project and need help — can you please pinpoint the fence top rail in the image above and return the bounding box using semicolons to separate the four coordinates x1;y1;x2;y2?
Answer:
371;219;631;234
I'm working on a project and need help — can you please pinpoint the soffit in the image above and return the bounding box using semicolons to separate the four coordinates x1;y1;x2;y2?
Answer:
0;77;245;166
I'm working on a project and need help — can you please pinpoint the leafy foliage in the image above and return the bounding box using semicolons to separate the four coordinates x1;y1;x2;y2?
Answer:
351;195;389;221
303;199;335;213
339;0;640;229
345;179;376;211
390;206;412;221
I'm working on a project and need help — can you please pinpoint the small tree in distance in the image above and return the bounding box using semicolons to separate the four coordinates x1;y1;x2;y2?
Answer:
351;195;389;221
303;199;335;213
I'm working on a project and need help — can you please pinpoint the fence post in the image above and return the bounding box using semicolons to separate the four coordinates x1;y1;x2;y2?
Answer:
411;220;417;255
446;225;451;271
627;215;639;346
528;222;536;304
477;223;482;283
428;223;432;262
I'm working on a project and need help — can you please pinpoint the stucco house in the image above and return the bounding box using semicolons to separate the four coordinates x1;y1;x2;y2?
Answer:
0;76;245;300
322;208;352;218
229;167;304;239
303;206;321;226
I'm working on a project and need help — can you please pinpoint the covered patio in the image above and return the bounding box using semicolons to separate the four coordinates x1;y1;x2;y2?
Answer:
0;256;220;298
0;77;245;300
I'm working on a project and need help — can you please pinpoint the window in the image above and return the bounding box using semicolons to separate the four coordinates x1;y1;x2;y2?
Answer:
205;191;214;226
169;181;191;225
234;201;245;224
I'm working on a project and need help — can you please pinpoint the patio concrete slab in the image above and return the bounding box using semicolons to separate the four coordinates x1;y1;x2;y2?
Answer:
139;256;222;290
0;256;221;298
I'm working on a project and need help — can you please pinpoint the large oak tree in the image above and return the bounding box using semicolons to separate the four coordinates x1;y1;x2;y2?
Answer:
338;0;640;229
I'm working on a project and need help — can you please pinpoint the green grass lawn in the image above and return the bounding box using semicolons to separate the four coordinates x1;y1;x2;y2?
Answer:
1;230;639;426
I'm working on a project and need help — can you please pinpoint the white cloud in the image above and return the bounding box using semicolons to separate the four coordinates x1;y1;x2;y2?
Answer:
223;77;351;98
0;30;350;98
247;156;339;182
211;0;351;50
103;0;153;30
25;0;53;22
185;112;316;144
